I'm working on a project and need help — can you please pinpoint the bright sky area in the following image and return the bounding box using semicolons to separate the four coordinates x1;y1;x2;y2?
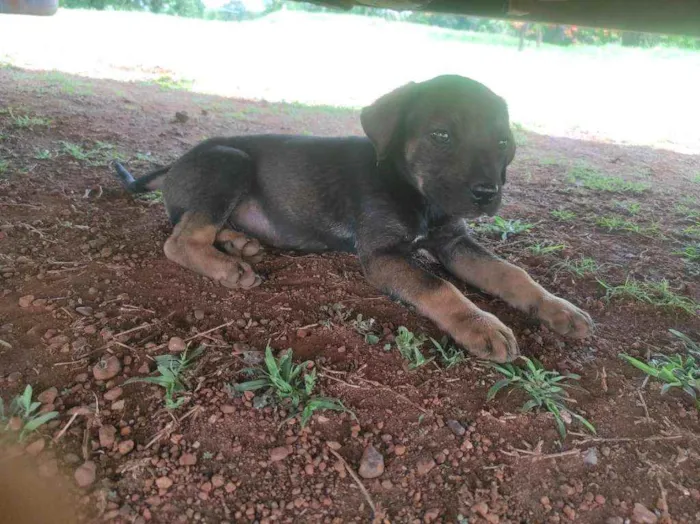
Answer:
1;9;699;153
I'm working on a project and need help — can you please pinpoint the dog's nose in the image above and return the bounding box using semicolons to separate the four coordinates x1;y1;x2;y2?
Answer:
470;183;500;203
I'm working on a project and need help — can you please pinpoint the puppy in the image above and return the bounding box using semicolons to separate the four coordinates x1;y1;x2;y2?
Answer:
114;74;593;362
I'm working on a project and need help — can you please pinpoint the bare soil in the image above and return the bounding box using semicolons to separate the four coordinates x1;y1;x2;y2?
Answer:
1;66;699;524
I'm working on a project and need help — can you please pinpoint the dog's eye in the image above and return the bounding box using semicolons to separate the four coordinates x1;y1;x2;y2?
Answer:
430;130;450;144
498;138;509;149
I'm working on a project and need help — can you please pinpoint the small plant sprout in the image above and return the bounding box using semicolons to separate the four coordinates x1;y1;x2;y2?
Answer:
430;337;465;369
619;330;699;409
528;243;566;256
351;314;380;344
599;278;698;315
487;357;595;438
125;345;204;409
478;216;534;241
319;303;352;328
232;344;352;426
1;385;59;442
394;327;433;369
673;243;700;263
567;165;650;193
554;257;601;278
550;209;576;221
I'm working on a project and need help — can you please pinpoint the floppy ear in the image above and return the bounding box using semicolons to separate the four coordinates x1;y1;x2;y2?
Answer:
360;81;417;161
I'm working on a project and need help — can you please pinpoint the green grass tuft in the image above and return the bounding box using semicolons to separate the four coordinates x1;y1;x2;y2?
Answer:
599;278;698;315
1;385;59;442
477;216;535;241
554;257;601;278
487;357;595;438
567;165;650;193
528;243;566;256
550;209;576;221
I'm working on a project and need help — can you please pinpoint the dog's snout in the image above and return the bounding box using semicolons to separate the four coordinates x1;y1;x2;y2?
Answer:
470;183;500;203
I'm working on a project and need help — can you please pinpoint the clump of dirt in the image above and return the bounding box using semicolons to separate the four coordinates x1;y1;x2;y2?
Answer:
1;67;699;523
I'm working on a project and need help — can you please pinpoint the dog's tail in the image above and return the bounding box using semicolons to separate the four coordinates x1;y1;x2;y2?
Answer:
112;161;171;194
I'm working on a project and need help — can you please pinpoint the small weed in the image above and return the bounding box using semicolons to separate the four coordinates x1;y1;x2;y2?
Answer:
0;158;8;175
351;314;380;345
135;190;163;204
620;330;699;408
319;303;353;328
613;200;642;215
550;209;576;221
60;141;123;166
232;344;352;426
595;216;644;233
487;357;595;438
9;110;50;129
674;243;700;262
568;165;650;193
202;451;214;460
682;224;700;238
477;216;534;241
599;278;698;315
690;174;700;184
1;385;59;442
554;257;601;278
125;346;204;409
33;149;53;160
394;327;432;369
528;243;566;256
675;202;700;221
430;337;465;369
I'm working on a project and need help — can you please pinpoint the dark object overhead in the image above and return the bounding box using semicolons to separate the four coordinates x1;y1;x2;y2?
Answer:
300;0;700;37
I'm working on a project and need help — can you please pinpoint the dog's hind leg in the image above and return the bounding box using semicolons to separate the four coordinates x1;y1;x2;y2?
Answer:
162;144;262;289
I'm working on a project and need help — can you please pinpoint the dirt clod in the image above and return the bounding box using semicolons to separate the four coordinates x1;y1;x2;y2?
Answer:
632;503;658;523
156;476;174;490
37;387;58;404
168;336;186;353
74;461;97;488
93;356;122;381
416;456;436;476
99;425;117;448
118;439;135;455
18;294;34;308
269;446;291;462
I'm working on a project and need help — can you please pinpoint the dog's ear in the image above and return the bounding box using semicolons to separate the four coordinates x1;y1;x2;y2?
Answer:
361;82;417;161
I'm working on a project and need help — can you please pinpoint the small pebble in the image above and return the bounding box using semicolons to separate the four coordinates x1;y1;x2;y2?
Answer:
358;445;384;479
74;461;97;488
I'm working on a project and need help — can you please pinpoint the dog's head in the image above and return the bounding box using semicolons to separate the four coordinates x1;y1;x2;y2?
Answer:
361;75;515;217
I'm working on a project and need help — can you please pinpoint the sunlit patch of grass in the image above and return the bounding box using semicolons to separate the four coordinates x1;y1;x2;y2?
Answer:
568;165;650;193
613;200;642;216
528;243;566;256
60;140;125;166
149;75;193;91
550;209;576;221
673;243;700;263
595;216;659;236
554;257;601;278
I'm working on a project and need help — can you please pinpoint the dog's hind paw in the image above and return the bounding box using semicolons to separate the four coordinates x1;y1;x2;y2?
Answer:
217;230;263;264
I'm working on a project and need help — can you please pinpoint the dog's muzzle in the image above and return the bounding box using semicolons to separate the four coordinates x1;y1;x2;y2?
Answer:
470;183;500;205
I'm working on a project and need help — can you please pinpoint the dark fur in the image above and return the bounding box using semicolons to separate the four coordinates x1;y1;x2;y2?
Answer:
114;74;593;362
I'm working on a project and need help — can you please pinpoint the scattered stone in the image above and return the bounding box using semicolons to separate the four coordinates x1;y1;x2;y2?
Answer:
104;387;123;401
93;356;121;381
180;453;198;466
358;445;384;479
472;502;489;518
269;446;291;462
211;474;225;488
156;476;173;490
563;505;576;520
596;495;607;505
37;387;58;405
75;306;93;316
118;440;135;455
99;425;117;449
168;337;186;353
220;405;236;414
424;508;440;521
447;419;466;436
25;438;45;456
326;441;342;451
394;444;407;456
19;295;35;308
583;447;598;466
606;518;624;524
416;456;436;476
194;309;205;320
74;373;89;383
74;461;97;488
111;399;125;411
632;503;658;523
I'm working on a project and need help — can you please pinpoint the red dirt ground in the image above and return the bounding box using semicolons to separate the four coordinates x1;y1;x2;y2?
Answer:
1;66;699;524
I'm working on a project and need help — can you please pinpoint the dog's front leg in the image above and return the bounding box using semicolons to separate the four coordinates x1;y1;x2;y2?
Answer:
430;221;594;339
360;249;519;362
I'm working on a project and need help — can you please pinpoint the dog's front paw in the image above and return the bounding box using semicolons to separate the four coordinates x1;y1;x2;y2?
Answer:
219;260;261;290
535;295;594;339
451;311;519;363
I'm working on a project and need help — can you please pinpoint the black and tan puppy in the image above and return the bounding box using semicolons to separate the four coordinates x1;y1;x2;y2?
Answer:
114;75;593;362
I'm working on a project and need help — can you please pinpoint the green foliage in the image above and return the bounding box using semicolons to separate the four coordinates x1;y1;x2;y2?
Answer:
1;385;59;442
477;216;534;241
319;303;353;328
599;278;698;315
125;345;203;409
34;149;53;160
351;314;380;345
60;140;123;166
613;200;641;216
394;327;432;369
487;357;595;438
528;243;566;256
619;331;699;408
9;109;50;129
0;158;8;175
554;257;601;278
568;165;650;193
232;344;351;426
595;216;658;235
674;244;700;263
430;337;465;369
550;209;576;221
